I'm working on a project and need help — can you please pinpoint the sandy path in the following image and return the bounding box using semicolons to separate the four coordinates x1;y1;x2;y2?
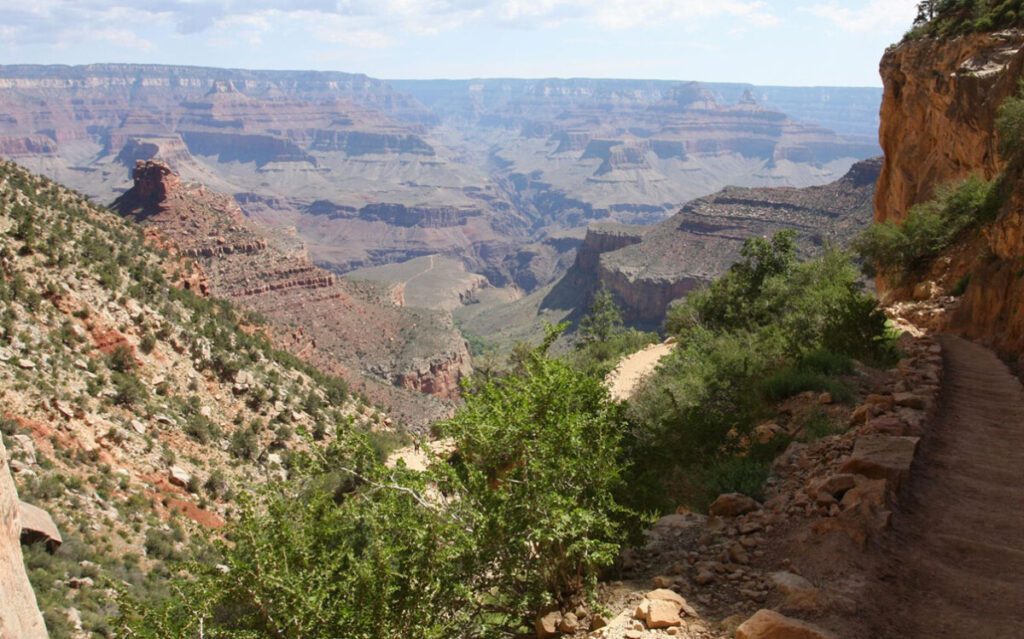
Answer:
867;335;1024;637
606;341;676;401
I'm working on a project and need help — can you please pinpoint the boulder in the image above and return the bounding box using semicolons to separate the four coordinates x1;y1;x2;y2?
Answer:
840;436;919;491
168;466;192;489
709;493;761;517
647;599;684;628
557;612;579;633
840;477;888;513
647;588;686;608
808;474;856;499
769;572;821;611
735;609;836;639
893;392;927;410
535;611;562;638
18;501;62;552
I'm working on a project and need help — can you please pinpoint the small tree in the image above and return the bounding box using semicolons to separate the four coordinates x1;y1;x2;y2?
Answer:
576;287;624;348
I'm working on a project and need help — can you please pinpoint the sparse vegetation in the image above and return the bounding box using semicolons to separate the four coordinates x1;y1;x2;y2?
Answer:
854;176;1000;278
119;331;641;637
0;160;378;637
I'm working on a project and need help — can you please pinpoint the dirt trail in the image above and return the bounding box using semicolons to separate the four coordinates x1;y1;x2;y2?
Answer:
606;341;676;401
867;335;1024;638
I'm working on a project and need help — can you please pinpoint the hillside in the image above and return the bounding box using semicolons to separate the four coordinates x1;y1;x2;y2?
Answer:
113;160;470;427
0;159;393;637
593;158;880;324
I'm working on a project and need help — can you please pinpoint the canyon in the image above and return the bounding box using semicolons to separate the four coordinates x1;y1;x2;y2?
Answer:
0;65;880;296
456;157;880;347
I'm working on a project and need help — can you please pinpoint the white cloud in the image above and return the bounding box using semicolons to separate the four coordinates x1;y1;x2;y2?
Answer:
804;0;918;33
0;0;781;53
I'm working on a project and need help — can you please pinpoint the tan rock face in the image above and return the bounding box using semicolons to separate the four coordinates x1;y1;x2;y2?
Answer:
876;30;1024;357
876;32;1022;229
708;493;762;518
0;436;49;639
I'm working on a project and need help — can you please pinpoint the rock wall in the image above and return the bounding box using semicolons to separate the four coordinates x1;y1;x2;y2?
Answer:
877;30;1024;357
0;436;48;639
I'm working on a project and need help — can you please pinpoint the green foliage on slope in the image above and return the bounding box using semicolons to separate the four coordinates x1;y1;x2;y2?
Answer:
627;232;896;511
570;288;659;378
908;0;1024;38
0;159;382;638
118;331;640;638
854;176;1000;279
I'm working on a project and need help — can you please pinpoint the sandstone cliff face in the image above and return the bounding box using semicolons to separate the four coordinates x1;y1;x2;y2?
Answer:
0;436;48;639
877;30;1024;356
876;32;1024;226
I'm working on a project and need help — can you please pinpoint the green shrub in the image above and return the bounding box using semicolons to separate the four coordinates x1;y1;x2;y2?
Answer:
761;368;854;404
119;334;640;638
107;344;137;373
439;330;639;615
854;176;1000;277
111;372;147;407
228;428;258;461
698;457;771;505
800;349;855;376
629;233;894;512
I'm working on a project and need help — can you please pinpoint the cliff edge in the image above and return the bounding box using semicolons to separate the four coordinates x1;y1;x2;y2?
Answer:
0;435;48;639
877;29;1024;357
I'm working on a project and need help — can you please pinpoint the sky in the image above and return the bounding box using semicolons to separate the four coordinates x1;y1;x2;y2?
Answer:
0;1;919;87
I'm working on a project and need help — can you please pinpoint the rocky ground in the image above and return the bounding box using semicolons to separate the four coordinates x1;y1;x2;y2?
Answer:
543;327;947;639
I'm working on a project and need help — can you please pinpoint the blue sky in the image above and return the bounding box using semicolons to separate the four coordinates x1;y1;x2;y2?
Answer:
0;1;918;86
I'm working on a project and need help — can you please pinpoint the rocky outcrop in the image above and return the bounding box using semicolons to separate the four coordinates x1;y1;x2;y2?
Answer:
131;160;181;205
584;159;879;324
114;161;470;426
0;436;49;639
876;30;1024;358
18;502;61;552
392;350;472;401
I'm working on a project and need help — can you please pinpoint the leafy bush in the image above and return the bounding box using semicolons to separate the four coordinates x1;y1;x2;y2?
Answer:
111;372;147;407
854;176;1000;278
761;368;854;404
439;329;639;616
119;334;640;638
629;233;894;511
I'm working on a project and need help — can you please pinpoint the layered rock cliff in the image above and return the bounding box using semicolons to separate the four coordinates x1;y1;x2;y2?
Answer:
876;29;1024;357
573;159;879;324
115;161;472;422
0;64;881;293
